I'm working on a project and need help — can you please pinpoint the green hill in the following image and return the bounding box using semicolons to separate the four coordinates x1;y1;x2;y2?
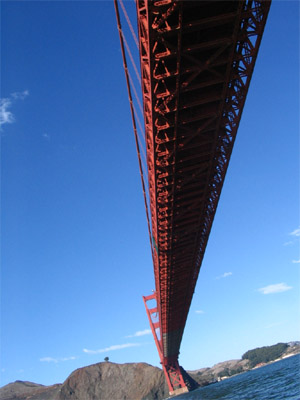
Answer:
242;343;288;367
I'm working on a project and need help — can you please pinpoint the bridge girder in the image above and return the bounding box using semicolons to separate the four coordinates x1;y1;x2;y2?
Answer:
135;0;271;394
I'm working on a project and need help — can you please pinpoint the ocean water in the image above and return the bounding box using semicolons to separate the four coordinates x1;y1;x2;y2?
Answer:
175;354;300;400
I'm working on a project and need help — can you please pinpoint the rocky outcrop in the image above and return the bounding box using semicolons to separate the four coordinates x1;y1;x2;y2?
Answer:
58;362;168;400
0;362;169;400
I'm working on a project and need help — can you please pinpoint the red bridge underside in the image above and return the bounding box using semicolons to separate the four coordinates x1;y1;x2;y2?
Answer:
136;0;270;393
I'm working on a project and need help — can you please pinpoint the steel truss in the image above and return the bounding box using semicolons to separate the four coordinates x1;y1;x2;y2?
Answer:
136;0;271;394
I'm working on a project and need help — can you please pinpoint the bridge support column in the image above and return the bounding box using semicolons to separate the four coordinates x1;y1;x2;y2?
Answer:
162;361;189;396
143;294;188;396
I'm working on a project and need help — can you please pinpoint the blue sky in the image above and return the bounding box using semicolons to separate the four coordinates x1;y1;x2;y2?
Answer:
1;0;299;388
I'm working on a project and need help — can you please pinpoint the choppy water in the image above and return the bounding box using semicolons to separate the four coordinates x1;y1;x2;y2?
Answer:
176;354;300;400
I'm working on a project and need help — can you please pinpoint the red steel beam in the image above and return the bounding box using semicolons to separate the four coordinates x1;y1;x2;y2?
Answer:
136;0;271;394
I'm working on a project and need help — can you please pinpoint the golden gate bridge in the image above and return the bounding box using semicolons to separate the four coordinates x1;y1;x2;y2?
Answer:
114;0;271;395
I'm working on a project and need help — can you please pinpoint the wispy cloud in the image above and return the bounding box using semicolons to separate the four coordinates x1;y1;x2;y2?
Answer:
11;90;29;100
126;329;151;338
283;241;294;246
40;356;76;363
258;283;292;295
264;321;284;329
83;343;141;355
195;310;204;314
292;259;300;264
216;272;232;280
42;133;50;140
40;357;57;363
290;227;300;237
0;90;29;129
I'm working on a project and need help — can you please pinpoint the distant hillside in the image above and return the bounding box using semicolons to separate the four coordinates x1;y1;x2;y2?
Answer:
242;342;288;368
0;381;62;400
1;342;299;400
188;342;300;385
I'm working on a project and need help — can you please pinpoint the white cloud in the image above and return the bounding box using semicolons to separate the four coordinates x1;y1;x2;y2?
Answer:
216;272;232;279
0;98;14;127
83;343;141;355
195;310;204;314
0;90;29;129
126;329;152;338
292;259;300;264
258;283;292;295
290;227;300;237
40;356;76;363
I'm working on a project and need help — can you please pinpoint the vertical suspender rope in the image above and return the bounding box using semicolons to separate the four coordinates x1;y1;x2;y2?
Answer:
121;27;141;83
116;0;149;204
119;0;139;49
114;0;154;263
127;67;144;114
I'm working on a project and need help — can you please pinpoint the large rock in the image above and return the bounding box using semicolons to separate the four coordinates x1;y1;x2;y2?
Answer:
58;362;168;400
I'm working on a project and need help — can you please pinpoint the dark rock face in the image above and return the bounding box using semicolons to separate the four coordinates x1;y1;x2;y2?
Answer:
58;362;169;400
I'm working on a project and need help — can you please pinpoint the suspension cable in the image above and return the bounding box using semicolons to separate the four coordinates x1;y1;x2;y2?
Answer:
114;0;154;262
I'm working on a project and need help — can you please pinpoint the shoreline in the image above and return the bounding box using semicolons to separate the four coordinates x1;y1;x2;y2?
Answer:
217;352;300;382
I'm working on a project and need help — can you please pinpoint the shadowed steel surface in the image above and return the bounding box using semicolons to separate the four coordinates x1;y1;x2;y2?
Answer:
116;0;271;394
